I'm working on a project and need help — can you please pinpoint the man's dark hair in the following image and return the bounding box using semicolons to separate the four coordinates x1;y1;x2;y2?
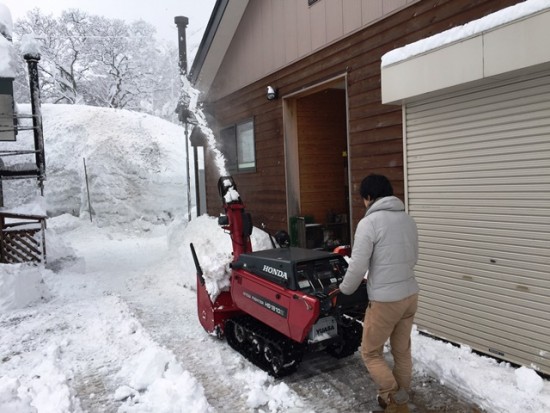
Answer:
360;174;394;200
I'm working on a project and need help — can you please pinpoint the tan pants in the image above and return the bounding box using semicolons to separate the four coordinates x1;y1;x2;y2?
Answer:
360;293;418;402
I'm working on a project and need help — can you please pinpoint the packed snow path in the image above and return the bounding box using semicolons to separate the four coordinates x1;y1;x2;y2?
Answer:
61;223;474;412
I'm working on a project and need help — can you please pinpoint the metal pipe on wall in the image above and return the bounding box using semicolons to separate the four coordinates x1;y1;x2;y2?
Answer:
174;16;192;221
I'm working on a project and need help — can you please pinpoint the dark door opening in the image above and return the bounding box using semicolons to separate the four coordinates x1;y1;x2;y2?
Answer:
285;80;350;249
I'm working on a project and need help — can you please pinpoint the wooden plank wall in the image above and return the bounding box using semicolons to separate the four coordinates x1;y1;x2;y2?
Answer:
203;0;522;234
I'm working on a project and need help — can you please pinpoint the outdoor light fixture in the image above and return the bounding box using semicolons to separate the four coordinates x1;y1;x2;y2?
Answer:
266;86;278;100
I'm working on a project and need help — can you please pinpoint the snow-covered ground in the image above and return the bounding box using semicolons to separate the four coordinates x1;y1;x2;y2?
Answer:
0;104;549;413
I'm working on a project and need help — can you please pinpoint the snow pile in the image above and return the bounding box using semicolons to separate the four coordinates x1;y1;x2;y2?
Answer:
0;343;83;413
170;214;272;300
3;104;188;228
0;263;51;311
20;344;83;413
0;273;215;413
234;368;312;412
115;347;212;413
382;0;550;67
412;327;550;413
0;376;34;412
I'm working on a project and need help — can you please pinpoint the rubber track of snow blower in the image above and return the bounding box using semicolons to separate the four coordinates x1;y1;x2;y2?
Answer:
225;315;306;378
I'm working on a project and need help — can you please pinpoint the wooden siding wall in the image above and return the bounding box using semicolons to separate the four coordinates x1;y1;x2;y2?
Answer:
203;0;522;233
297;89;347;223
203;95;287;230
208;0;419;100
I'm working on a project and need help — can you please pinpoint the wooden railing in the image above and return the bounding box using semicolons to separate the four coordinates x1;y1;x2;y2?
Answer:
0;212;46;264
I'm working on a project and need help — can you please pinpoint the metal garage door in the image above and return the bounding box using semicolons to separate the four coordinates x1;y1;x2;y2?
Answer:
404;70;550;375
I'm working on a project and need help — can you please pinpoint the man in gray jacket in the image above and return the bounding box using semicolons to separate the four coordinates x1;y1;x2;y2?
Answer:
339;174;419;413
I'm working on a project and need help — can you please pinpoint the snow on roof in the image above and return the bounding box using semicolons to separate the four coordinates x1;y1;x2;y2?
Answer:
382;0;550;67
20;33;41;58
0;195;48;218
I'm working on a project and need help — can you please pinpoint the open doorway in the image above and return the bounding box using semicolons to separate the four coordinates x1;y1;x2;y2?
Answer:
283;76;350;249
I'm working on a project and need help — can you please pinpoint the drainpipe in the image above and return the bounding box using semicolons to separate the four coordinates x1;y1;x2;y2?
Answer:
0;158;3;207
24;52;45;196
190;127;206;216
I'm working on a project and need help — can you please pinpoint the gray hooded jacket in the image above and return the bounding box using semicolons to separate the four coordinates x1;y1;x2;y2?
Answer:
339;196;419;302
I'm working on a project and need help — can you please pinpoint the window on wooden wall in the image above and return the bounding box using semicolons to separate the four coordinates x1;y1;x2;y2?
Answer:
220;118;256;173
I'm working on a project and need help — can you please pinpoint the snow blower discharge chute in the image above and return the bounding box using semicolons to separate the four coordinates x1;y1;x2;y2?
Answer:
190;176;368;377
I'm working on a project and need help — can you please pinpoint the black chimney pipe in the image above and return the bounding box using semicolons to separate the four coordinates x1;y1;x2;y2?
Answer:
174;16;189;76
24;53;46;195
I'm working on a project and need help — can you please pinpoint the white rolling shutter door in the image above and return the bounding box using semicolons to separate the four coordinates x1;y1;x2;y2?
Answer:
405;71;550;375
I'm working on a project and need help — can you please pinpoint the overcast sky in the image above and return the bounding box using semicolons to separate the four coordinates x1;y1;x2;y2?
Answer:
1;0;216;46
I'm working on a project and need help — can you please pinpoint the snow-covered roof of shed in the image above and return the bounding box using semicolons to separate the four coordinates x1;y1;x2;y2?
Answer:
0;3;16;79
382;0;550;68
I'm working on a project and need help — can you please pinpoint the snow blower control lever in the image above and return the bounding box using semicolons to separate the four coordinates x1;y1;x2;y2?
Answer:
192;176;368;377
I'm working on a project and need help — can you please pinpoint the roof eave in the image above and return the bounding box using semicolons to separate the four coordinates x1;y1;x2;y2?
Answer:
188;0;249;96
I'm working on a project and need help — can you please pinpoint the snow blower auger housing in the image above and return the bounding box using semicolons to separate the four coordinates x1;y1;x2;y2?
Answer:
190;176;368;377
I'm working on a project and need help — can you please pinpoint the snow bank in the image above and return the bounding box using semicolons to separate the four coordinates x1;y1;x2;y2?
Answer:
2;104;188;228
0;263;51;311
412;327;550;413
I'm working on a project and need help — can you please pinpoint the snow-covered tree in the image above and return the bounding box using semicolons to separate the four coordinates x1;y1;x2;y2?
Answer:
12;8;180;121
13;9;93;104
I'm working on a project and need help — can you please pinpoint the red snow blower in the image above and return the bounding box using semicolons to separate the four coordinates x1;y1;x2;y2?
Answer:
190;176;368;377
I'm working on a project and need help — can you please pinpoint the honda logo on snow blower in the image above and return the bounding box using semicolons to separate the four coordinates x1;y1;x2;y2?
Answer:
262;265;288;280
